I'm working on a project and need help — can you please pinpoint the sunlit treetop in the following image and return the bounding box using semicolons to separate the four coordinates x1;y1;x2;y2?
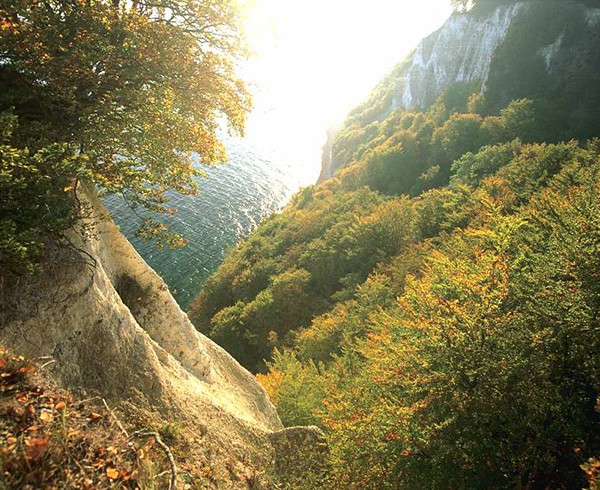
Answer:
0;0;251;249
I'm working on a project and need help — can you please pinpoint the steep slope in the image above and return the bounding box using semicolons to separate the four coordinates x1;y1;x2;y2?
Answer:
188;10;600;478
393;2;523;111
187;11;600;483
337;0;600;156
0;185;292;488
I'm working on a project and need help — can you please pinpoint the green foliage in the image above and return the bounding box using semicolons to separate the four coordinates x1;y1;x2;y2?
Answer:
195;97;600;488
208;268;316;371
0;138;88;272
497;140;583;202
498;98;536;140
257;349;326;427
189;187;391;371
431;113;490;163
451;139;522;187
413;184;477;237
0;0;249;272
332;96;544;199
296;273;399;364
191;95;592;374
320;156;600;488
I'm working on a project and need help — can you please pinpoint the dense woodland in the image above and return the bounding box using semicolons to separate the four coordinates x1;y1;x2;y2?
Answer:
2;0;600;488
190;1;600;487
193;102;600;489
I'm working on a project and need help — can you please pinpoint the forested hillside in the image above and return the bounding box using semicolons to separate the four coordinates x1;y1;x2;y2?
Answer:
190;0;600;487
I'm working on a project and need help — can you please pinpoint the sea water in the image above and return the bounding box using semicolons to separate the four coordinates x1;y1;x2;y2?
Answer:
105;120;322;311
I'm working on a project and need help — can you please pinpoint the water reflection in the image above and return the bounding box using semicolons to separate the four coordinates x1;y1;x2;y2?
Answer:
105;118;322;311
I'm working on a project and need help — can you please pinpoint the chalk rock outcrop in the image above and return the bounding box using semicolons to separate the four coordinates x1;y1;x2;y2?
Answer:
393;2;523;111
0;185;290;486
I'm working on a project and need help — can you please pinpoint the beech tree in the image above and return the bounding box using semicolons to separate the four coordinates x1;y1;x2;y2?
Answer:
0;0;250;269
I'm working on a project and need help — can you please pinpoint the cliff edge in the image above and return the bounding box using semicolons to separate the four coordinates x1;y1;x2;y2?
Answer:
0;184;291;487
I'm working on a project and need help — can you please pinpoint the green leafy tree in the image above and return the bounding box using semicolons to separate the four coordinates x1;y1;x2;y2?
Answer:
450;139;522;187
498;98;537;141
257;349;326;427
0;141;88;272
0;0;250;270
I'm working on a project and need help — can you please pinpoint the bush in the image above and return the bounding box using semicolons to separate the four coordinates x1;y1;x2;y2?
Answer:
0;140;87;272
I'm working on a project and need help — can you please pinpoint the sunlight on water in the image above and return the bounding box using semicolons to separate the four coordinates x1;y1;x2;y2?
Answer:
105;118;322;311
105;1;454;312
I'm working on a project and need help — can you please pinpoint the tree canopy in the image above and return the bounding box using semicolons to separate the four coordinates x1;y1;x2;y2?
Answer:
190;81;600;487
0;0;250;271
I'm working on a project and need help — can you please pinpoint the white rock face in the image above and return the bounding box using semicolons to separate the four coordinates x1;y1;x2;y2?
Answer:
586;7;600;26
393;2;524;111
0;185;283;482
317;125;340;183
539;32;565;70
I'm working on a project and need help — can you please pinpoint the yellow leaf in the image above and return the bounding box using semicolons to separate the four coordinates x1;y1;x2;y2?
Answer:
39;411;53;424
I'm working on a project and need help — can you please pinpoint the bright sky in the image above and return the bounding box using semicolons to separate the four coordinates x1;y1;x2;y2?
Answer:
238;0;454;178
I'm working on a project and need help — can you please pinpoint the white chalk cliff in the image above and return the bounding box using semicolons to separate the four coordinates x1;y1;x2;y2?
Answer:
393;3;523;111
0;185;291;487
322;1;600;179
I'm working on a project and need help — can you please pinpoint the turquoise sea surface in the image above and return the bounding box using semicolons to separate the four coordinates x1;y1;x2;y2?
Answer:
105;127;321;311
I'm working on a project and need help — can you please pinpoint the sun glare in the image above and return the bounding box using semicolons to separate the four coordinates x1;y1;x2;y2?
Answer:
240;0;453;153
